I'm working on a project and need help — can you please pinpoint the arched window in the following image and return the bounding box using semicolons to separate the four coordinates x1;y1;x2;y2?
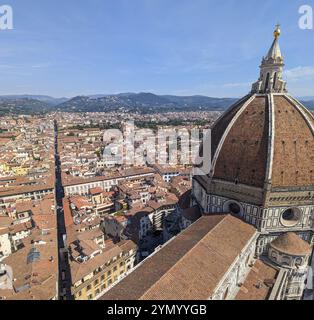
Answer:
246;254;251;266
223;287;229;300
271;250;278;262
264;73;270;91
273;72;277;89
281;255;291;267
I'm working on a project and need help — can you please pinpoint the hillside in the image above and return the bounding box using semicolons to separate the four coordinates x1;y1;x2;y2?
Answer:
56;93;238;113
0;93;313;115
0;98;53;115
0;95;68;106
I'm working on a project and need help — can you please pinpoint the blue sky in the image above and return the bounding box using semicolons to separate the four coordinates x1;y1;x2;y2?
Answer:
0;0;313;98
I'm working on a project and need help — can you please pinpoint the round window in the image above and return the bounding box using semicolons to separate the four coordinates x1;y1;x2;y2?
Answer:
280;208;301;227
229;203;241;215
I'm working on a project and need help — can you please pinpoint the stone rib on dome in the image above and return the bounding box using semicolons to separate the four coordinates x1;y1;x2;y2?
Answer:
270;232;311;256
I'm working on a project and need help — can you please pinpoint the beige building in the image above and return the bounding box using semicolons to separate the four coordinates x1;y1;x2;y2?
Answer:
64;195;137;300
70;240;137;300
63;167;155;196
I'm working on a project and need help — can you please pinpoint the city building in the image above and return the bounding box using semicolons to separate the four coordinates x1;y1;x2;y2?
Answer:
63;191;137;300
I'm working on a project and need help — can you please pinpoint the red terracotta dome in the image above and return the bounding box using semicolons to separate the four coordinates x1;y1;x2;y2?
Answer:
210;94;314;189
270;232;311;256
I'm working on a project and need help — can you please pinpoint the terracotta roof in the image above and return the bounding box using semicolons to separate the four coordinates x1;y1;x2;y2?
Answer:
32;214;56;230
70;242;133;284
30;198;55;216
100;214;257;300
0;227;9;235
0;177;54;198
1;239;58;300
117;239;137;252
16;201;33;213
70;196;92;210
63;198;73;228
9;222;32;235
152;164;186;174
0;216;13;229
77;228;103;241
270;232;311;256
62;167;155;187
89;187;103;195
235;259;278;300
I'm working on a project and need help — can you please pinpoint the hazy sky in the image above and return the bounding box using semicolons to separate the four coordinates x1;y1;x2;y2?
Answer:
0;0;313;98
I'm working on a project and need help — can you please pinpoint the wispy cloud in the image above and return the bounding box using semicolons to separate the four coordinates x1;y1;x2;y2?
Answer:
222;82;252;88
170;80;252;98
31;63;52;69
285;66;314;81
0;62;52;77
0;64;15;69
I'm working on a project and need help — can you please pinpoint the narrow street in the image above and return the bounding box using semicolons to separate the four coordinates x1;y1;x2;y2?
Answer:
54;120;72;300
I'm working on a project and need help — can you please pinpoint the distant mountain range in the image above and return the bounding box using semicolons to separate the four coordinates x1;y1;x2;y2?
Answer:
55;93;238;113
0;95;68;105
304;100;314;110
0;93;313;115
0;95;68;115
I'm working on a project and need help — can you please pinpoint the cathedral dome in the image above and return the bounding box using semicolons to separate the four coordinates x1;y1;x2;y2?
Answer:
210;94;314;189
208;26;314;192
270;232;311;256
191;28;313;300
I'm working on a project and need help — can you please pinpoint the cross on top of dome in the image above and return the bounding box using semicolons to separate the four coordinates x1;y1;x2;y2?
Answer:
274;24;281;38
251;25;287;94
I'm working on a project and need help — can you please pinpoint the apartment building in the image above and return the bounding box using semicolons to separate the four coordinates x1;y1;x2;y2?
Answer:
70;240;136;300
62;167;155;196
